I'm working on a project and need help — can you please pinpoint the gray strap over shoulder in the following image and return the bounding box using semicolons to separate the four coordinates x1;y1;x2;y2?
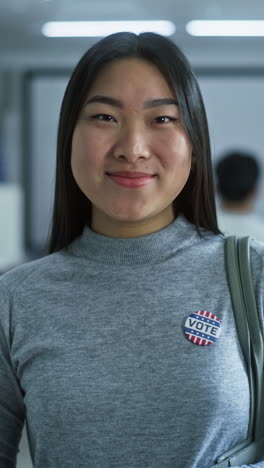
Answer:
208;236;264;467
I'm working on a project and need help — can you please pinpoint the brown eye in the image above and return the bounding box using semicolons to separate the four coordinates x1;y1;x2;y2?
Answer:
92;114;116;122
153;116;177;124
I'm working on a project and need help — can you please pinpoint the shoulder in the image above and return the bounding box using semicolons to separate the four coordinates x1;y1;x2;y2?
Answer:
217;235;264;333
0;249;69;298
221;235;264;275
249;238;264;272
248;239;264;292
0;250;71;338
247;238;264;331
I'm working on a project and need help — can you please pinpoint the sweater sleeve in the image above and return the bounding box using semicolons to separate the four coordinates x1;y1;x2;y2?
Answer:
0;279;26;468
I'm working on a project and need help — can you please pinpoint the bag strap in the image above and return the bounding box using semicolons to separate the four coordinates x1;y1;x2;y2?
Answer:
225;236;254;436
236;236;264;439
213;236;264;467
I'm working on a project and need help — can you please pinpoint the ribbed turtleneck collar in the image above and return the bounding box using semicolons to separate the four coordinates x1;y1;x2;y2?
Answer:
68;215;205;266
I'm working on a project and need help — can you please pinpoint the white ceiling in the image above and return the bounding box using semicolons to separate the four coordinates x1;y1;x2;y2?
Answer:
1;0;264;63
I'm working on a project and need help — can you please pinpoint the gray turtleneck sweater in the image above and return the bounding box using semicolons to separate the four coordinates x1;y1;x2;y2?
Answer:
0;216;264;468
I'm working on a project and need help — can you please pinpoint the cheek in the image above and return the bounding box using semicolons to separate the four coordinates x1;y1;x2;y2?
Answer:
71;131;89;173
71;130;103;184
160;132;192;171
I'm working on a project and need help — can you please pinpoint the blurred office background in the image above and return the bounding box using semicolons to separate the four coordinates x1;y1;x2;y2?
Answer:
0;0;264;466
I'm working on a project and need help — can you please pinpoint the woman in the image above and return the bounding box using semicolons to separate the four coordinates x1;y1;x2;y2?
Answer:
0;32;263;468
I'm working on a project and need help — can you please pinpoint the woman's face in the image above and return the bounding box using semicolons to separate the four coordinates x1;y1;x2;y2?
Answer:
71;58;192;237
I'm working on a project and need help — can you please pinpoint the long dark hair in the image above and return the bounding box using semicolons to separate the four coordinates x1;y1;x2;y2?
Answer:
47;31;220;253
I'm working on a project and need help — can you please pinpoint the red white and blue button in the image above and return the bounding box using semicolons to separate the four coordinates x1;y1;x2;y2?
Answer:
184;310;221;346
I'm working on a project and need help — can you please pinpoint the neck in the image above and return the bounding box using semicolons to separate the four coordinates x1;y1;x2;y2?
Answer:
91;209;175;238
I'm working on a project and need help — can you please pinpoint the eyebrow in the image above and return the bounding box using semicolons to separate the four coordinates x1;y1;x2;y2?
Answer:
85;95;178;109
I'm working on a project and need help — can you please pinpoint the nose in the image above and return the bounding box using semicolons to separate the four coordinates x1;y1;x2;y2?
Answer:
112;123;151;162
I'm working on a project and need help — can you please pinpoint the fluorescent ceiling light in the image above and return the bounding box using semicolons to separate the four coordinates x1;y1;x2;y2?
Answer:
42;21;176;37
186;20;264;36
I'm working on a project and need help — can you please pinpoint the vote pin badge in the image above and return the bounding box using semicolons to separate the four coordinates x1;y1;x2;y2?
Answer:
184;310;221;346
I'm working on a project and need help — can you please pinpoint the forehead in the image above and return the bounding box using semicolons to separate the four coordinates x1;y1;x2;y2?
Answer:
86;58;175;101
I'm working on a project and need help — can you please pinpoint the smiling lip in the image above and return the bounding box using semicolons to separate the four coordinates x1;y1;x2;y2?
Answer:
107;171;156;188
